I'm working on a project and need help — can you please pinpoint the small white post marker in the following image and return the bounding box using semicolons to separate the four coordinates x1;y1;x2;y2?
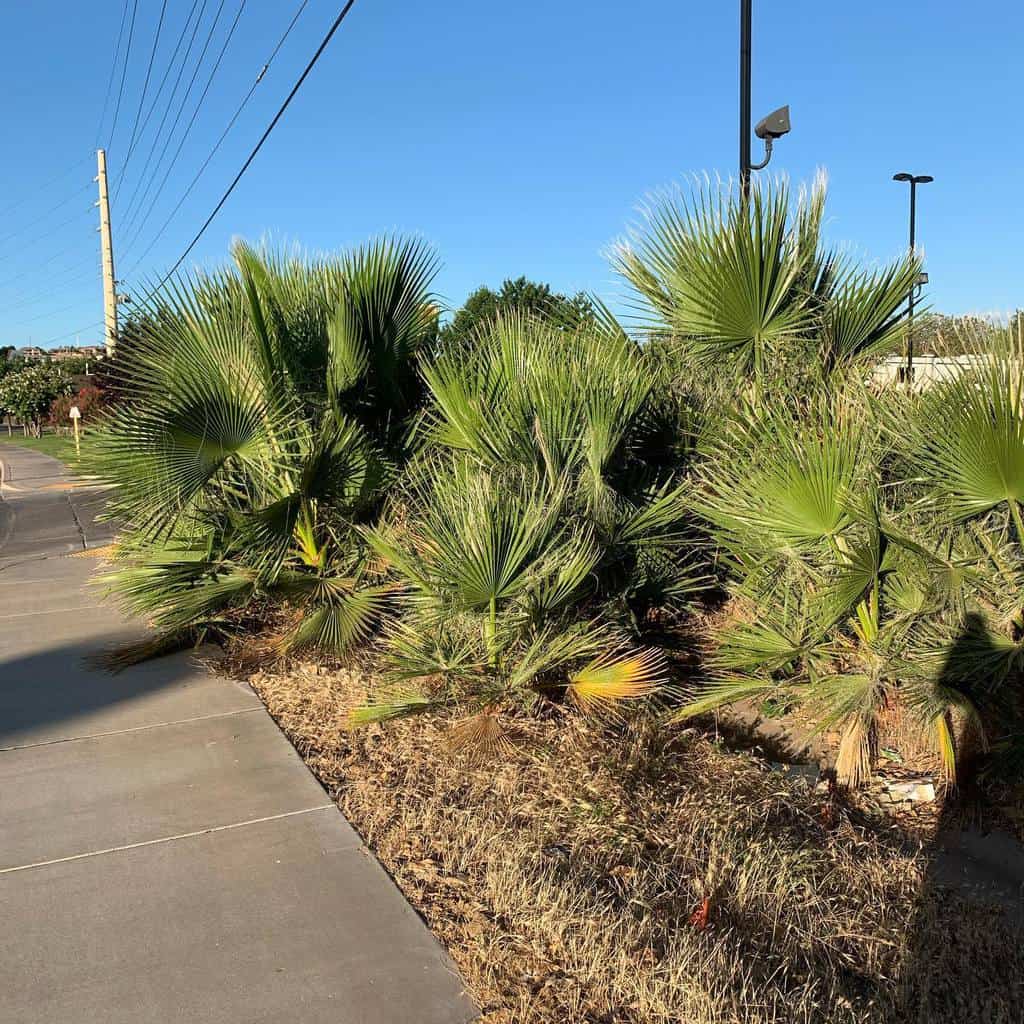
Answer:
69;405;81;458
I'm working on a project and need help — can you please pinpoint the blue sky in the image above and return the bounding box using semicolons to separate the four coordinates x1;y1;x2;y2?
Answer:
1;1;1020;348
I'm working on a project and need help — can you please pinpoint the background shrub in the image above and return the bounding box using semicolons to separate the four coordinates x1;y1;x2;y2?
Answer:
49;383;104;427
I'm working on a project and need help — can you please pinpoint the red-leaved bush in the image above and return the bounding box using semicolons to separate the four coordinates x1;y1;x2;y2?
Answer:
49;383;105;426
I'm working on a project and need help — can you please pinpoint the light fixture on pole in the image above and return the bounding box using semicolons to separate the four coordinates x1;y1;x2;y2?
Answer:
892;172;934;381
740;1;791;199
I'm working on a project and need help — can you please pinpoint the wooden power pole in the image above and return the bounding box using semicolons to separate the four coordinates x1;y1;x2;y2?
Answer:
95;149;118;357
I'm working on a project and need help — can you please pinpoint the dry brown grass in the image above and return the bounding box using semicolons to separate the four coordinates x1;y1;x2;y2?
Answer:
243;661;1024;1024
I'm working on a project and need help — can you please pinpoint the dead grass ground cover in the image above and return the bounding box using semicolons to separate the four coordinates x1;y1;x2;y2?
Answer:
242;659;1024;1024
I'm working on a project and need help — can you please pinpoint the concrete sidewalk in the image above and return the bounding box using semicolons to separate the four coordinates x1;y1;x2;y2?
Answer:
0;447;474;1023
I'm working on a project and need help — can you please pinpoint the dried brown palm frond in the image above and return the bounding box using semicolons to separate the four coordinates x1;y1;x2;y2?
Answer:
834;717;875;790
445;709;522;759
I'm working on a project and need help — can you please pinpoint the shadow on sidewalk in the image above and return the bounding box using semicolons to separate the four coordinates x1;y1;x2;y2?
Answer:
892;614;1024;1021
892;801;1024;1020
0;638;238;748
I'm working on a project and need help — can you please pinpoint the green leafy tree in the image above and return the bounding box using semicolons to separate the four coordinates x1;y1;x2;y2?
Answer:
0;362;73;435
440;275;595;350
890;312;1003;357
0;354;29;380
56;356;92;376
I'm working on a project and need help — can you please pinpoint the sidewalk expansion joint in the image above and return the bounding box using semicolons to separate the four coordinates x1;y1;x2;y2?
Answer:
0;603;105;620
0;805;336;876
0;555;80;579
0;706;263;752
0;553;63;573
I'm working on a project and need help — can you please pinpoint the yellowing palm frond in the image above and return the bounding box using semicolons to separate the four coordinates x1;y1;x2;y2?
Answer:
568;647;667;712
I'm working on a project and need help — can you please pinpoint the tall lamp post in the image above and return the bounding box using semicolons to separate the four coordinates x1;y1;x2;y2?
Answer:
892;172;933;381
739;0;791;199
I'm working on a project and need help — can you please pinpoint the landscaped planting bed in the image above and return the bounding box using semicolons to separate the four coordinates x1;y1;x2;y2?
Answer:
242;659;1023;1024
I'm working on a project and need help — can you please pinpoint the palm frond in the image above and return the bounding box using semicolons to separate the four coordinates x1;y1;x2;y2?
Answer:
347;684;436;727
818;255;921;375
714;614;824;674
446;711;520;757
327;237;439;423
381;617;485;683
567;647;666;712
905;328;1024;532
696;398;867;550
675;672;779;719
282;583;396;655
614;178;816;383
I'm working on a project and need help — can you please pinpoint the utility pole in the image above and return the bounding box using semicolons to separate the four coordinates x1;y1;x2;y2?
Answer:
95;149;118;357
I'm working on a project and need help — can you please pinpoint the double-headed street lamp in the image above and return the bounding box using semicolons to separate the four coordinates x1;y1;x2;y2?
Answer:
740;0;791;199
892;172;934;381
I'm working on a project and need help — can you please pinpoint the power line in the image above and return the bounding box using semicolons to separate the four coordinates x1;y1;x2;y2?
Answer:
0;157;91;223
119;0;249;250
116;0;236;237
110;0;207;218
96;0;132;145
0;255;99;301
122;0;310;274
0;262;101;315
6;290;105;331
0;183;92;250
0;205;94;267
117;0;236;239
107;0;140;151
26;1;351;347
155;0;359;288
116;0;171;185
34;321;106;349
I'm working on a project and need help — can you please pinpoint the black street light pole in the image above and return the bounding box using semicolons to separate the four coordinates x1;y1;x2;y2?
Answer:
740;0;752;200
740;1;789;202
892;172;934;381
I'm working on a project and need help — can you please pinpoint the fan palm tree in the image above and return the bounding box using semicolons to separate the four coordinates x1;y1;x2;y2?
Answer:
88;237;438;661
417;310;706;621
347;311;706;738
611;174;1005;786
894;323;1024;777
350;464;668;741
678;388;990;786
612;175;920;394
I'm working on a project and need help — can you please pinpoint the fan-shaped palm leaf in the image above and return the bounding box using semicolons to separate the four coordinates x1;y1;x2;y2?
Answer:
283;583;396;654
817;257;920;376
327;237;439;425
347;684;437;727
906;331;1024;535
567;647;667;712
697;399;867;551
614;179;816;383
